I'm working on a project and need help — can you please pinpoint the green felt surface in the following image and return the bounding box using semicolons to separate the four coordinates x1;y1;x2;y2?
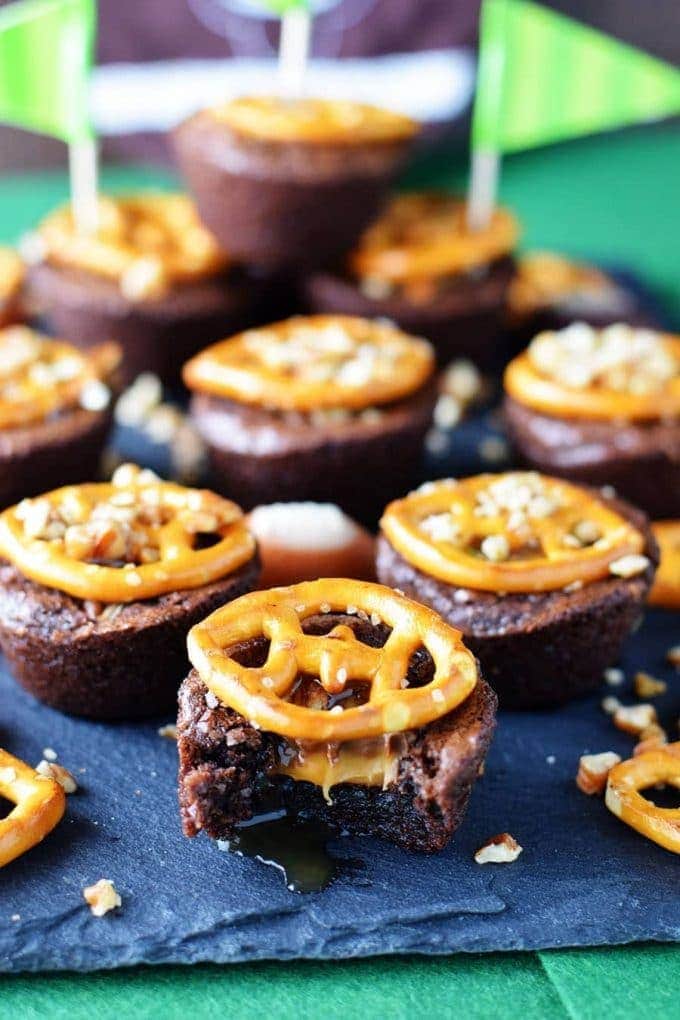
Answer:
1;123;679;1014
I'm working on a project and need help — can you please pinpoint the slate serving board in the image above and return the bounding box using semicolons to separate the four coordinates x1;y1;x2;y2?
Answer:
1;607;679;973
1;270;678;973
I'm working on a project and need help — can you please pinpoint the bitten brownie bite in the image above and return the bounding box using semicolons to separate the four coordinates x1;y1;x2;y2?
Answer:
504;323;680;518
0;247;25;327
173;96;417;267
25;193;271;387
178;579;496;853
184;314;436;521
0;326;119;508
377;472;658;708
303;193;518;368
0;464;259;719
247;501;375;588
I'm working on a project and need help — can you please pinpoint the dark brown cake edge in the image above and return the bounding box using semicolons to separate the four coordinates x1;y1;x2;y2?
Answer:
0;553;260;720
177;668;497;855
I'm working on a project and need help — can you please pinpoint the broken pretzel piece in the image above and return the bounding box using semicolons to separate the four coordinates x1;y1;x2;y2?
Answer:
0;748;66;868
605;742;680;854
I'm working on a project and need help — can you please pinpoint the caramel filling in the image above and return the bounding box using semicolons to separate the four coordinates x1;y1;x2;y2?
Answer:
183;314;434;413
0;463;255;603
188;579;479;744
381;472;646;594
277;735;401;803
210;96;417;145
0;327;118;430
349;193;518;284
35;194;228;301
505;323;680;421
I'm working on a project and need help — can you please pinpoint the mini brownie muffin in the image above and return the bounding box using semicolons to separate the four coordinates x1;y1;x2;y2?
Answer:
173;96;417;268
26;193;272;387
247;501;375;588
504;323;680;518
377;472;658;708
184;314;437;521
303;193;518;368
0;326;119;508
0;463;259;719
648;521;680;609
506;252;652;346
178;579;496;853
0;247;25;327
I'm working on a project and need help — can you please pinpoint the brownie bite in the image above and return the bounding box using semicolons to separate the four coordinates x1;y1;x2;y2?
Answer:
506;252;655;348
247;501;375;588
303;193;518;368
377;472;658;708
178;579;496;853
0;463;259;719
184;314;437;521
173;96;417;268
504;323;680;518
0;326;119;508
0;247;25;327
25;193;273;388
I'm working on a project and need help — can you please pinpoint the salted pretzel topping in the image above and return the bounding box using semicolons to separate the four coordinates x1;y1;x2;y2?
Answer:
0;327;119;430
0;464;255;603
36;194;228;300
349;193;518;284
505;323;680;421
0;748;66;868
188;579;479;743
605;742;680;854
649;521;680;610
507;252;620;318
183;315;434;412
380;473;646;594
0;246;24;304
210;96;417;144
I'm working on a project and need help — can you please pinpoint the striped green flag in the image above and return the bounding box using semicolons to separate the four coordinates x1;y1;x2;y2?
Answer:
261;0;309;13
0;0;95;142
473;0;680;152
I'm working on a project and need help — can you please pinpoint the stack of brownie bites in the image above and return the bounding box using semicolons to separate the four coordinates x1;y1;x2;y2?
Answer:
1;88;675;873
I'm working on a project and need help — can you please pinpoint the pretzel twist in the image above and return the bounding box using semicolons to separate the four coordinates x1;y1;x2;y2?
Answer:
38;194;228;295
349;193;518;283
381;474;646;593
188;579;479;742
0;247;24;303
210;96;417;144
0;749;66;868
605;742;680;854
0;328;119;430
649;521;680;610
505;330;680;421
183;315;434;412
0;467;255;603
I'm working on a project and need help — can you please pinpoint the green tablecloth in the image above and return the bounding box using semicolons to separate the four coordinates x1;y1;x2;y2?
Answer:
1;123;678;1018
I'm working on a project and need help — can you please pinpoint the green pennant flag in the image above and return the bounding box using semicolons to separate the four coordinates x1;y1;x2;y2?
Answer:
0;0;95;143
261;0;309;14
473;0;680;152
